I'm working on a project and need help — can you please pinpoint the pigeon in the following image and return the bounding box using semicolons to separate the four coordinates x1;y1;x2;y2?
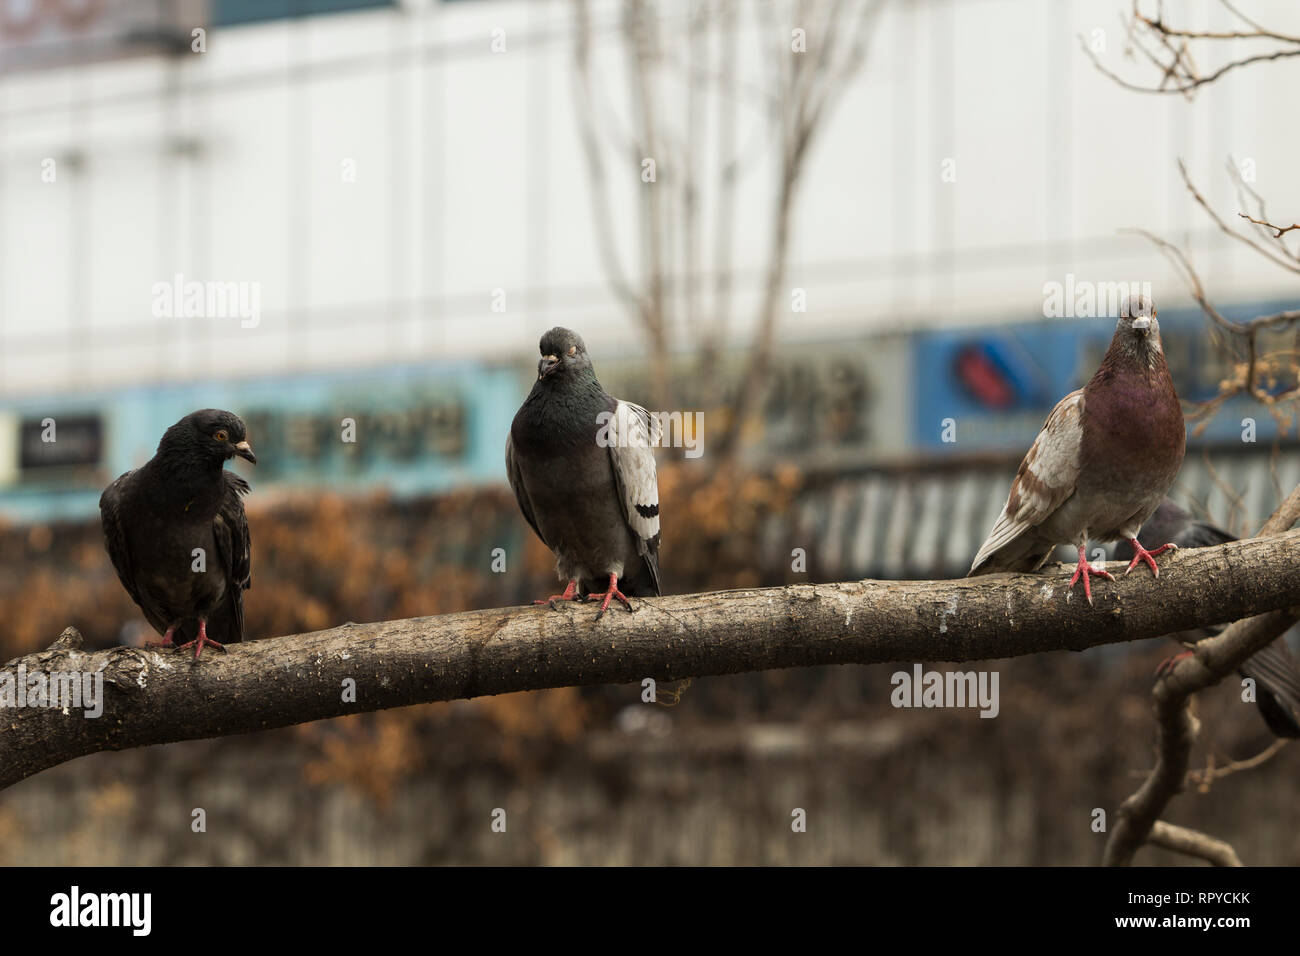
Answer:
1117;499;1300;738
506;327;661;618
99;409;255;659
969;296;1185;602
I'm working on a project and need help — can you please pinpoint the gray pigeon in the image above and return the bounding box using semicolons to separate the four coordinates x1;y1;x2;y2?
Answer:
969;296;1186;602
99;409;256;659
506;327;661;618
1117;499;1300;738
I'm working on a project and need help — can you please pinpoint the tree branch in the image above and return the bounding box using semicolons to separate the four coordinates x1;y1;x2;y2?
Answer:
1080;0;1300;96
1239;212;1300;240
1103;485;1300;866
1147;821;1244;867
1187;738;1288;791
5;530;1300;792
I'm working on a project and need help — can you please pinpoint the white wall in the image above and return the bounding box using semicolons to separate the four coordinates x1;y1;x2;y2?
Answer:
1;0;1296;396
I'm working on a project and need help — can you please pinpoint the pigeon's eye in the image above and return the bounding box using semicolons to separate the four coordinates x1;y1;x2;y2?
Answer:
214;430;229;442
567;345;577;356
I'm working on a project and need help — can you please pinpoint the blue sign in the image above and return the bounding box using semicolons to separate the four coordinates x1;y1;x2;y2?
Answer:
0;360;520;523
911;300;1294;451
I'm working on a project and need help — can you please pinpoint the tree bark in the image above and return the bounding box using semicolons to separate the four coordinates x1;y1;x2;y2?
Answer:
3;529;1300;793
1147;821;1243;867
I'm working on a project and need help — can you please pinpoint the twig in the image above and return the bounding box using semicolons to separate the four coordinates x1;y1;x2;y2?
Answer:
1081;1;1300;96
1239;212;1300;239
1188;738;1288;792
1176;160;1300;276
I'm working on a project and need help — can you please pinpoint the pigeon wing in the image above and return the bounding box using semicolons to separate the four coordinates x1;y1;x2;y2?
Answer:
211;472;252;641
1137;503;1299;736
1176;519;1236;549
505;433;548;548
606;400;662;594
970;389;1085;573
1240;639;1300;738
216;472;252;589
99;471;144;608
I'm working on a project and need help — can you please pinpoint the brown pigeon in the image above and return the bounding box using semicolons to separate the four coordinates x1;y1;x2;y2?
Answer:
1118;499;1300;738
506;327;661;619
969;296;1185;601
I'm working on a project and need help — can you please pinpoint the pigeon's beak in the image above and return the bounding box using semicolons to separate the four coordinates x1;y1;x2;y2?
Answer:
538;354;559;379
1132;317;1151;333
233;441;257;464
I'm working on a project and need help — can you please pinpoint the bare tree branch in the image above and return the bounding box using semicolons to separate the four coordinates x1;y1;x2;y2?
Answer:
624;0;673;407
6;528;1300;793
1081;1;1300;866
1187;738;1288;791
573;0;648;318
1175;159;1300;276
1239;212;1300;240
720;0;886;455
1081;0;1300;96
1147;821;1244;866
702;0;740;382
571;0;885;448
1103;484;1300;866
1126;224;1300;429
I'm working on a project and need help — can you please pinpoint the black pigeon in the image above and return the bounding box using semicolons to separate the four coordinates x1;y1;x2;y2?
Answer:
1118;499;1300;738
99;409;256;659
506;327;661;618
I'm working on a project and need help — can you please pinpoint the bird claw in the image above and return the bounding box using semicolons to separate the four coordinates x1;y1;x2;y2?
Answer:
593;575;633;621
1123;540;1178;578
146;625;177;650
1155;649;1193;678
175;622;225;660
176;636;226;660
534;581;582;610
1068;549;1114;605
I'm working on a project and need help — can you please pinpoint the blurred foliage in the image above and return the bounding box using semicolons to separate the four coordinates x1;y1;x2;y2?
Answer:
3;458;1298;862
657;460;803;592
6;642;1297;864
0;463;806;808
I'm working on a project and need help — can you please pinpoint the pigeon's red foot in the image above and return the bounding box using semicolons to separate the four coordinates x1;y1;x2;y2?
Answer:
1068;546;1114;605
1123;539;1178;578
534;580;584;610
593;574;633;621
1155;649;1193;678
176;620;226;660
146;625;177;649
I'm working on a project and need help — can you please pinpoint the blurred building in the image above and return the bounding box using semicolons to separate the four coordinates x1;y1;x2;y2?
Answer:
1;0;1297;528
2;3;1298;868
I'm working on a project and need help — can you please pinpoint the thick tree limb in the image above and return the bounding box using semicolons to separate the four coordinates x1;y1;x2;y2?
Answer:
3;530;1300;793
1104;486;1300;866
